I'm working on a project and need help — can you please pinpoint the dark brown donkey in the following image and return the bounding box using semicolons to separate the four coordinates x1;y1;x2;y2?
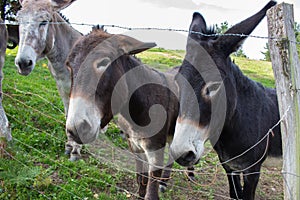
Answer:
170;1;280;200
65;30;187;199
0;18;12;141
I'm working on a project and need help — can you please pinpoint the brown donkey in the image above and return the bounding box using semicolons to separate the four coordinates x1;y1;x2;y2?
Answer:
65;29;189;199
0;18;12;142
15;0;82;160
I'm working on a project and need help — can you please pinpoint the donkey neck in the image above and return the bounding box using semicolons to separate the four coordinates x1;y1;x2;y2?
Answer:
117;56;177;129
46;13;82;70
121;56;170;101
223;61;274;129
230;62;266;96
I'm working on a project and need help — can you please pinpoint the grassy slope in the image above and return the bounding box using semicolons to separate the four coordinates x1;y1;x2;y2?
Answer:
0;48;282;199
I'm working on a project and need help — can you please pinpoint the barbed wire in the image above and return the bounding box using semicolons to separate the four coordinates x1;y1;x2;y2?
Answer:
1;24;296;198
0;148;53;200
1;21;300;45
1;84;286;199
5;107;231;199
11;137;141;199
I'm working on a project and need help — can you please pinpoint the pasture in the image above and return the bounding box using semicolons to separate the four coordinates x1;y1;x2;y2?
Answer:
0;47;283;199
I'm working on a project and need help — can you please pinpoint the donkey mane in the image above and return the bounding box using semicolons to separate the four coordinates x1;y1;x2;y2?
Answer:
204;26;217;35
58;12;70;23
67;29;112;76
230;62;265;91
190;25;217;40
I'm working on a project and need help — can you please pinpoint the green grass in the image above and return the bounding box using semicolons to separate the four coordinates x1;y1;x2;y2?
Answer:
0;48;282;199
232;56;275;88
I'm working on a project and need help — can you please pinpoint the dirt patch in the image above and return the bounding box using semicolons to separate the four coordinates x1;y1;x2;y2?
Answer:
116;156;283;199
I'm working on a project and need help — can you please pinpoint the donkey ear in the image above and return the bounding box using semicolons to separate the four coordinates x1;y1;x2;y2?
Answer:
50;0;77;11
117;35;156;55
215;0;276;56
189;12;207;40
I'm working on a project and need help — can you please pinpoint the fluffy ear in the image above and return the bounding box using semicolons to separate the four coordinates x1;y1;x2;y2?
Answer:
117;35;156;55
19;0;25;5
50;0;77;11
189;12;207;40
215;0;276;56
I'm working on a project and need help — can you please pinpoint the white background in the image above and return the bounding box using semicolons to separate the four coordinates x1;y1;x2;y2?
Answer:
62;0;300;60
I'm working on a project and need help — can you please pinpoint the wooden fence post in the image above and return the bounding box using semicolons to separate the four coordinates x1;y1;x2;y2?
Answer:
267;3;300;199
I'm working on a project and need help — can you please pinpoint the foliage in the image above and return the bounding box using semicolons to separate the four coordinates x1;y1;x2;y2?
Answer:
233;48;248;58
0;0;20;21
215;21;229;34
261;43;271;61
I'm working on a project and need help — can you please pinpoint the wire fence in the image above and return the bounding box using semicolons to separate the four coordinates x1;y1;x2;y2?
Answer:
0;18;299;199
0;61;290;199
1;21;300;45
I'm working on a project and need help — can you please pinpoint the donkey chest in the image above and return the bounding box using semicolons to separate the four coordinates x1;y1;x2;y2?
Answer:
219;152;252;171
214;139;265;171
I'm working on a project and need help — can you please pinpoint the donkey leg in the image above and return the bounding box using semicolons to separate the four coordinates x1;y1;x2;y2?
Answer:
242;168;261;200
222;164;243;199
159;161;173;193
69;142;82;161
129;138;149;198
145;149;164;200
49;63;83;160
135;156;148;198
64;140;73;155
187;166;195;182
65;130;82;161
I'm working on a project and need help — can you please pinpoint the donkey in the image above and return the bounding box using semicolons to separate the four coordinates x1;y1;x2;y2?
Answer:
6;24;19;49
65;29;188;199
169;1;280;200
0;18;12;141
15;0;82;160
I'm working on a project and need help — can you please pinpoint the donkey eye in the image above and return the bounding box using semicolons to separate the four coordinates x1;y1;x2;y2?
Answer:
96;57;111;69
205;87;210;96
39;21;48;27
202;82;222;99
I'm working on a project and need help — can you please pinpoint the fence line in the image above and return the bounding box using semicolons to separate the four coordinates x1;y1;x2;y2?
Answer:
0;148;53;200
6;85;65;115
1;21;300;45
1;84;287;198
4;108;230;199
1;18;297;197
9;137;141;199
4;83;288;176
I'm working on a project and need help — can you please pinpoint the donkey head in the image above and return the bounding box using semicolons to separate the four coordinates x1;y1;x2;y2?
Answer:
66;31;156;144
15;0;76;75
170;1;276;167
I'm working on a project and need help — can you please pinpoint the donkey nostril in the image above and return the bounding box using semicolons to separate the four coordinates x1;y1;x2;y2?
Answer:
67;129;75;137
17;59;33;69
28;60;33;67
183;151;196;162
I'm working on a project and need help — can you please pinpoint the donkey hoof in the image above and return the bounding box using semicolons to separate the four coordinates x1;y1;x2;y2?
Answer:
159;184;167;193
69;154;81;162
